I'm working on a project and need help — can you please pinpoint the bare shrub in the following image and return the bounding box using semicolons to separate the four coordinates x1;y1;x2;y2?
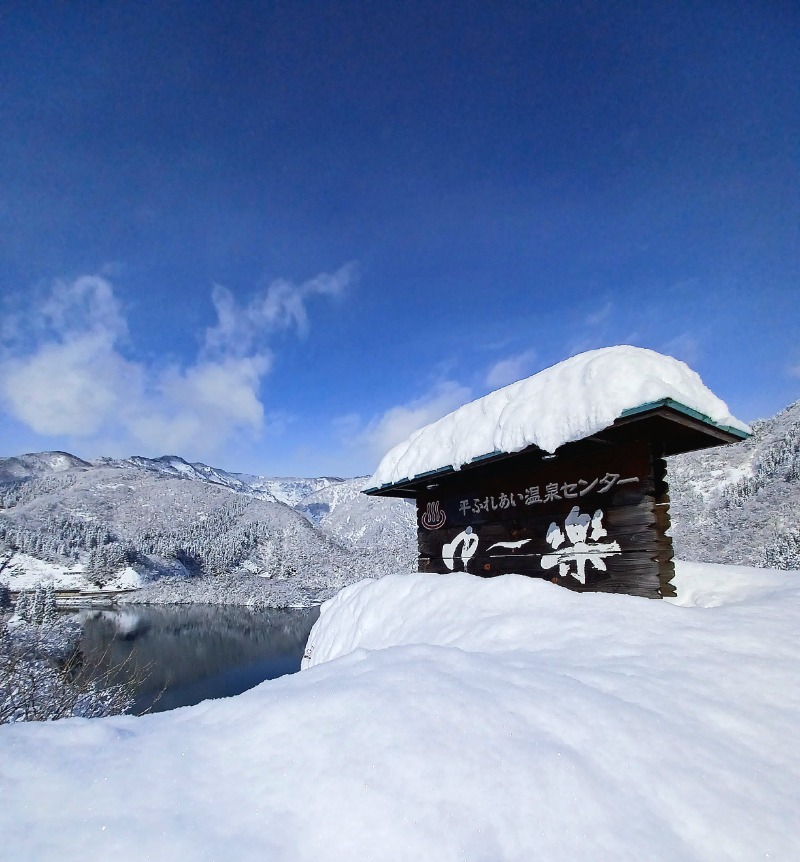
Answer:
0;601;152;724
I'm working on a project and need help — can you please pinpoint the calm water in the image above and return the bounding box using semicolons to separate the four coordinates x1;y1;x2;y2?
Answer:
73;604;319;713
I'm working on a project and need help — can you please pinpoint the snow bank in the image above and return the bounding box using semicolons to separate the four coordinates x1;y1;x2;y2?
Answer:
302;560;799;667
667;559;799;607
367;346;749;488
1;562;798;861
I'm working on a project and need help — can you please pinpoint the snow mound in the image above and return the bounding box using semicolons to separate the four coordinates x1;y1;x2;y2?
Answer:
302;561;798;667
1;562;798;861
367;346;749;488
666;559;799;607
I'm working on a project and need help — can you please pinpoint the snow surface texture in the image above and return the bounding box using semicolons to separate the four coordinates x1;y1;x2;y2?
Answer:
367;346;749;488
2;561;798;862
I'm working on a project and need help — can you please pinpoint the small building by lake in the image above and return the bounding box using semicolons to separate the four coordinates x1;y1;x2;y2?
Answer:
364;347;749;599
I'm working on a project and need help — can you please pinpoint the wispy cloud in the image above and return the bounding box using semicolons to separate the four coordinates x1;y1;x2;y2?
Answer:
204;264;355;356
566;299;616;356
484;349;537;389
0;268;353;458
338;380;472;468
584;301;613;328
659;332;701;367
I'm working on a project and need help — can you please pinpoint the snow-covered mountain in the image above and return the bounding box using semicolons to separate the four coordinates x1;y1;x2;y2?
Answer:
298;477;417;565
90;455;278;500
669;399;800;569
0;454;410;604
0;452;93;483
238;475;342;507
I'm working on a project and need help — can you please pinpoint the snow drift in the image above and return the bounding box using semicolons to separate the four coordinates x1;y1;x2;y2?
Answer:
1;561;798;861
367;346;749;489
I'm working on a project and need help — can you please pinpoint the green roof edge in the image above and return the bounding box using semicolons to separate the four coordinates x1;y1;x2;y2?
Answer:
619;398;750;439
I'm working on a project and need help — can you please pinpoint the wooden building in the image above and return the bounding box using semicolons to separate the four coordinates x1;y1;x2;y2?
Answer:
364;397;748;599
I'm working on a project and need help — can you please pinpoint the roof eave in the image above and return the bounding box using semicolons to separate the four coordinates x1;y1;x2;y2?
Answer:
363;398;749;498
618;398;750;440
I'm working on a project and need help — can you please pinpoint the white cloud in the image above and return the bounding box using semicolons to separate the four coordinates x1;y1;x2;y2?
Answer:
39;275;128;341
484;349;537;389
2;333;143;437
347;381;472;466
787;363;800;380
127;355;272;454
204;263;355;355
0;277;141;437
0;269;349;459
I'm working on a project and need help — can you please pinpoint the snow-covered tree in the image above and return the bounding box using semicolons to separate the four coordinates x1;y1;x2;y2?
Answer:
14;591;30;623
42;582;58;626
29;586;45;625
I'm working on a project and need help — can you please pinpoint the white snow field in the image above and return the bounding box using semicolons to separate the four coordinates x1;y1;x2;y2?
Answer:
367;346;750;489
2;553;143;592
1;561;798;862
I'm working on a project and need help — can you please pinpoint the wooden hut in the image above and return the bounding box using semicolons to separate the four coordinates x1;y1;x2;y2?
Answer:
363;348;749;599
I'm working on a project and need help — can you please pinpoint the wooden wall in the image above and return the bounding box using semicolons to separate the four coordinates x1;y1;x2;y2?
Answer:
415;440;675;599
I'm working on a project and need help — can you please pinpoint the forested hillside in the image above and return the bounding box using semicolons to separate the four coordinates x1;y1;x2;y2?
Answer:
0;455;410;604
668;400;800;569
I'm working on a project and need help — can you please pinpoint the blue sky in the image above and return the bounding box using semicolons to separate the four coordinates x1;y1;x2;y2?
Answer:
1;1;798;477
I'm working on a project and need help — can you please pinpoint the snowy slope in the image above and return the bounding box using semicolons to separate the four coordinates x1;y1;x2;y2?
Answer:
92;455;279;500
242;475;342;506
0;451;92;483
1;561;798;861
295;477;418;574
298;477;416;547
669;400;800;568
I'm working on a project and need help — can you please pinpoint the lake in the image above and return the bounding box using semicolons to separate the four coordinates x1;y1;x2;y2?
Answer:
73;604;320;714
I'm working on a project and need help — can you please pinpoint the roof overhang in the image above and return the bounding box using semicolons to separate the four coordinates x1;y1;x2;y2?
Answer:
363;398;749;499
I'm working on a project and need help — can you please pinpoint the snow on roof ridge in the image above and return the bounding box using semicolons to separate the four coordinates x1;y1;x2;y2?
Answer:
365;346;749;490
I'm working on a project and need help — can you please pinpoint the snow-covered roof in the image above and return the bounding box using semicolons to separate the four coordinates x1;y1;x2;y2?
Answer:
365;346;749;491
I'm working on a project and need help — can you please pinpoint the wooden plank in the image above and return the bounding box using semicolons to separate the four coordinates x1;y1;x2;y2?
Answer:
652;456;676;597
414;439;676;599
417;441;654;520
417;520;662;558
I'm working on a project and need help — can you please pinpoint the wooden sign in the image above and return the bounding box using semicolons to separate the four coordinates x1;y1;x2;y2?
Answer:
415;441;674;599
368;396;746;600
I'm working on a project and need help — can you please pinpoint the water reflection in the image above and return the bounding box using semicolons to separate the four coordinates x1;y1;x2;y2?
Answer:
74;604;319;713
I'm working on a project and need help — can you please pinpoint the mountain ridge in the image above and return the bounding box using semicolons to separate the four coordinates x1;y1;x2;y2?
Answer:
0;452;413;605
